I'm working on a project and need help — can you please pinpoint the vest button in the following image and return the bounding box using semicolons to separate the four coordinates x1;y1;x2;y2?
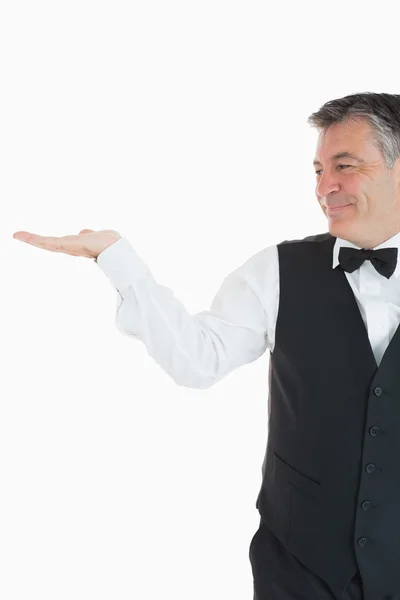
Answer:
365;463;376;473
361;500;371;510
358;537;368;547
369;426;380;436
374;386;382;396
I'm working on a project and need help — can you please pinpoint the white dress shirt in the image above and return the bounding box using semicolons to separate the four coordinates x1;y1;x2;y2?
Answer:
96;231;400;388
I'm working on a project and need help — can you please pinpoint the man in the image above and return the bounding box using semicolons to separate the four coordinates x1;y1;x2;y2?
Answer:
13;92;400;599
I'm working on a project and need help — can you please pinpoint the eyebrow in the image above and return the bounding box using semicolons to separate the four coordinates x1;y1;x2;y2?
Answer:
313;152;365;167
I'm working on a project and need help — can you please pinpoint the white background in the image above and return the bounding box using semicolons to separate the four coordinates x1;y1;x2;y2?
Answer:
1;1;397;598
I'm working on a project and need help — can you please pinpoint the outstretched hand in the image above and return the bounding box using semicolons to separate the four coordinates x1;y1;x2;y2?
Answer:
12;229;121;260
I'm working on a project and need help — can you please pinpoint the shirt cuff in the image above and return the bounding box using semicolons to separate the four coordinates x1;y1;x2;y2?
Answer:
95;236;150;291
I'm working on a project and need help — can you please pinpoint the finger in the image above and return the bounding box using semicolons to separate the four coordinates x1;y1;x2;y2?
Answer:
13;231;32;243
13;232;80;253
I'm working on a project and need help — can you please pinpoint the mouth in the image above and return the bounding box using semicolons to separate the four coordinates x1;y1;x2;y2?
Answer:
326;204;351;215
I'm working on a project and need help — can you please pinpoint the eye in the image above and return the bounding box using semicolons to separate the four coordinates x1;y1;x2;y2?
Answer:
315;165;351;176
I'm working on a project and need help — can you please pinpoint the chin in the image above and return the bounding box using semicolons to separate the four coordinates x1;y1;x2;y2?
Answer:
327;220;354;237
328;219;349;228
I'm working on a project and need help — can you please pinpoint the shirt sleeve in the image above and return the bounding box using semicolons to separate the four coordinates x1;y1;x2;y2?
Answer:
96;236;275;389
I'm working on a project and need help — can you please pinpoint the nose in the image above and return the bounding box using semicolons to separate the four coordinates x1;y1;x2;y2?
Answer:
316;171;341;198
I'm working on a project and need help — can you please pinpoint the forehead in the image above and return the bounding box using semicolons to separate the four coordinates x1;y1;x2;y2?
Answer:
313;119;380;165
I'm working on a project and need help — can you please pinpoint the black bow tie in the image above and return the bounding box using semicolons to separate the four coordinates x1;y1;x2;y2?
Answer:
338;246;398;279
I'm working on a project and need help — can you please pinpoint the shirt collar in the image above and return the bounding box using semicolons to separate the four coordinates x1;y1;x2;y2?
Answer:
332;231;400;279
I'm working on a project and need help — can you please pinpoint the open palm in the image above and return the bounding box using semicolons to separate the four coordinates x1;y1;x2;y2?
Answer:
12;228;121;260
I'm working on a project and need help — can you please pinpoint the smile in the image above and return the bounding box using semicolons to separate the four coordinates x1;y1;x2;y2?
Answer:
326;205;351;214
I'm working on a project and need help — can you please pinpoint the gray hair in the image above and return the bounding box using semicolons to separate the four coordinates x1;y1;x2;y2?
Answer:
307;92;400;170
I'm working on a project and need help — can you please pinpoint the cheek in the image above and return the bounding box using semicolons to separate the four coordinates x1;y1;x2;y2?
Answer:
347;177;364;198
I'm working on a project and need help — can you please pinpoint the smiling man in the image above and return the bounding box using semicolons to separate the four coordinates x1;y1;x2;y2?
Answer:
313;117;400;249
13;92;400;600
246;94;400;600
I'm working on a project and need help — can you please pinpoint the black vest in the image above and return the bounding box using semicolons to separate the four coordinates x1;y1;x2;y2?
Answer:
255;231;400;596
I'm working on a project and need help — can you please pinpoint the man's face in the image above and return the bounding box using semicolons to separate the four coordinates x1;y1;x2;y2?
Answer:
314;118;400;248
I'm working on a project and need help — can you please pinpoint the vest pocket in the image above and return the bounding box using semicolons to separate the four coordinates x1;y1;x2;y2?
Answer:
273;451;321;499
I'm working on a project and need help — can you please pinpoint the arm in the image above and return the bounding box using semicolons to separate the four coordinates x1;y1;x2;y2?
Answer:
97;237;271;389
